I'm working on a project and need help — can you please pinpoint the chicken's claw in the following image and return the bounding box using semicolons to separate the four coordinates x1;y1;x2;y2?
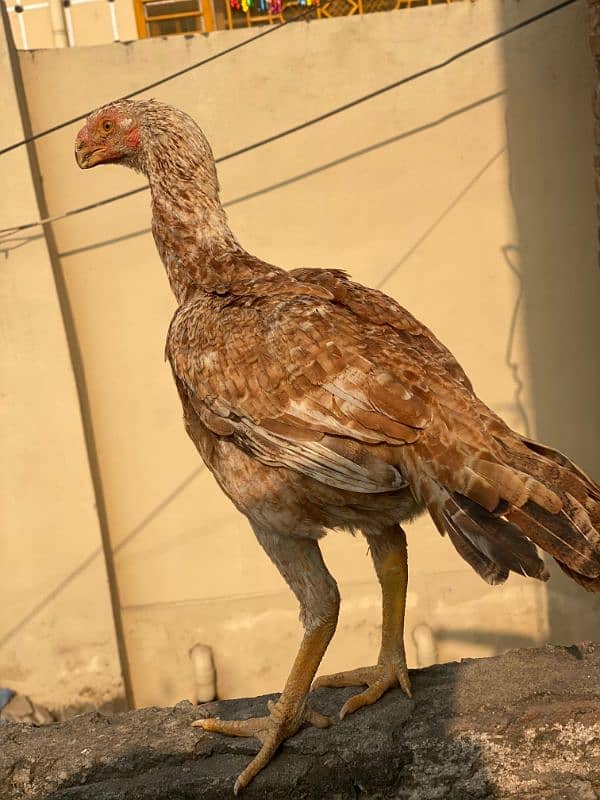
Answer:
192;698;331;794
313;659;411;719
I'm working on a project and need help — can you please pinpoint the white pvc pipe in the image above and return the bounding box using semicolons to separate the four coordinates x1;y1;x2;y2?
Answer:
107;0;118;40
63;2;74;45
17;11;28;49
412;623;437;668
48;0;68;47
189;643;216;704
8;3;50;9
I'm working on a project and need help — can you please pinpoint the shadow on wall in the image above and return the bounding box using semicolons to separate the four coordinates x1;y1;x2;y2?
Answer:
433;628;537;653
501;1;600;642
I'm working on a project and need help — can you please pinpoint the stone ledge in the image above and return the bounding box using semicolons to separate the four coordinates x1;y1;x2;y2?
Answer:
1;644;599;800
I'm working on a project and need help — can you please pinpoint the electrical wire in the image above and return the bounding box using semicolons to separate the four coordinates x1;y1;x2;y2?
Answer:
0;0;577;240
0;3;318;158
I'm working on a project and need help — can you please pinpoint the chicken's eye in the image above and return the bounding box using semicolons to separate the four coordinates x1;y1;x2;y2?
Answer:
102;120;113;133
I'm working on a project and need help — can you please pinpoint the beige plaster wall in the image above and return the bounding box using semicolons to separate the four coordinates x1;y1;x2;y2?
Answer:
9;0;600;708
6;0;137;51
0;7;124;711
499;1;600;646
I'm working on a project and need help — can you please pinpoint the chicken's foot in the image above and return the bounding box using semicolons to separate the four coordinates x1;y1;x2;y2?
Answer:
193;532;340;794
194;623;333;794
313;525;411;717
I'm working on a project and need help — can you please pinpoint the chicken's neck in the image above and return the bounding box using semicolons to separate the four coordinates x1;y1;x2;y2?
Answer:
147;166;245;304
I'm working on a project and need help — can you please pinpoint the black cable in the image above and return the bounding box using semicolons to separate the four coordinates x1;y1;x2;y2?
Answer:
0;0;577;237
217;0;577;163
0;3;317;158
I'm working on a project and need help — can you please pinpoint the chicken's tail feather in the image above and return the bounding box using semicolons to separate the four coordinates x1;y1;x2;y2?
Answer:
423;433;600;592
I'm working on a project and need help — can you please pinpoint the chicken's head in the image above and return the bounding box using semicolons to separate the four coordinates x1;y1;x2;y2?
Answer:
75;102;142;170
75;99;222;202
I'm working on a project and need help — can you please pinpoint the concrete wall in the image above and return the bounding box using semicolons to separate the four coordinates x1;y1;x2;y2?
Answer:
499;0;600;652
0;4;124;712
3;0;456;51
2;0;599;709
6;0;137;50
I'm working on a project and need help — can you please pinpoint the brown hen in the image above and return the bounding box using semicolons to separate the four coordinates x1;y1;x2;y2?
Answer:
76;99;600;793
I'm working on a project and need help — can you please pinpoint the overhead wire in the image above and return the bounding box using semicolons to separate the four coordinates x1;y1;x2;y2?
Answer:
0;3;318;158
0;0;577;241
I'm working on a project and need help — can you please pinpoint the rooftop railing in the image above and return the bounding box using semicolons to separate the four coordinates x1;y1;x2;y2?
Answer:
2;0;456;49
224;0;455;30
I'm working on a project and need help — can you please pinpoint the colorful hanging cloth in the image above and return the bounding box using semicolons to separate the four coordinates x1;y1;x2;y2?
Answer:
229;0;317;14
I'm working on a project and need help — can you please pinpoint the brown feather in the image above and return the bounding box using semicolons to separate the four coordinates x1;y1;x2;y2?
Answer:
507;503;600;578
444;519;510;586
448;494;549;580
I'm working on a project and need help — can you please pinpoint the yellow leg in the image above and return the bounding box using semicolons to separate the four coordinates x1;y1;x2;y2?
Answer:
313;525;411;718
193;533;340;794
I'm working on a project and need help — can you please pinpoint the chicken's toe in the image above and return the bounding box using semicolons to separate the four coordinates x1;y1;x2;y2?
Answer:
193;697;332;793
314;660;412;719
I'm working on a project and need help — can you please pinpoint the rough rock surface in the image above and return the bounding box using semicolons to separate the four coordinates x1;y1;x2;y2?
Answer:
0;645;599;800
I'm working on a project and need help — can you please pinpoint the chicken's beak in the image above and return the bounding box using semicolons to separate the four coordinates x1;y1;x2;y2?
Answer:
75;125;104;169
75;142;105;169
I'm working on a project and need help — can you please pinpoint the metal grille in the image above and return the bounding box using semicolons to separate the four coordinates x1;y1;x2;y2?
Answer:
361;0;396;13
143;0;205;35
317;0;360;17
226;0;455;29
